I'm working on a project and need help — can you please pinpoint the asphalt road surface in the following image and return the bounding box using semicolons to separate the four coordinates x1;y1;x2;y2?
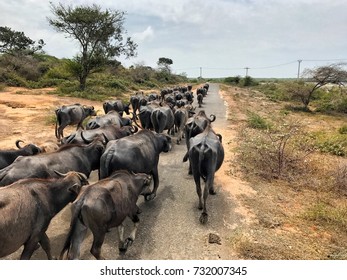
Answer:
2;83;240;260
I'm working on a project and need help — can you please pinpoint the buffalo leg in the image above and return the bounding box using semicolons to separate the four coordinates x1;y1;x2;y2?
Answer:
67;220;87;260
192;170;203;210
21;235;41;260
39;232;53;260
90;230;106;260
57;124;67;140
145;169;158;201
117;224;125;252
200;179;209;224
120;214;140;253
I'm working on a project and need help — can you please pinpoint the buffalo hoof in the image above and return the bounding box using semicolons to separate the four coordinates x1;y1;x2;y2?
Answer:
209;189;217;195
124;238;133;248
119;238;133;254
199;213;208;224
145;193;156;201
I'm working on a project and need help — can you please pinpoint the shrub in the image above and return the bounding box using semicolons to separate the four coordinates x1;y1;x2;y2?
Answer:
247;111;272;130
303;202;347;230
339;125;347;135
312;132;347;157
224;76;241;85
237;120;314;180
0;69;29;87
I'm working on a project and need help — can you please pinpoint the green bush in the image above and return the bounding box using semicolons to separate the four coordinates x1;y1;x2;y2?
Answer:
312;132;347;157
0;69;29;87
241;76;258;87
256;82;291;101
338;125;347;134
224;76;241;85
247;111;272;130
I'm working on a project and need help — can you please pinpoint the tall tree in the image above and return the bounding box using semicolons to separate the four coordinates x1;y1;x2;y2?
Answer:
286;63;347;109
0;26;45;55
47;3;137;90
157;57;173;73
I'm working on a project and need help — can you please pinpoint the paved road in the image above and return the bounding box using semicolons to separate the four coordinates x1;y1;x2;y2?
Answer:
2;83;240;260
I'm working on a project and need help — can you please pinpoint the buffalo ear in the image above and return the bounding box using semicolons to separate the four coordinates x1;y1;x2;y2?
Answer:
68;183;81;196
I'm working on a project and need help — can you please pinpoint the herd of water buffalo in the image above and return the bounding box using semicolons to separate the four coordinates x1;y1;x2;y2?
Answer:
0;83;224;260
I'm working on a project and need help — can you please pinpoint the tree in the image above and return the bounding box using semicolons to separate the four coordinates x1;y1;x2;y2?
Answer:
0;26;45;55
287;63;347;109
47;3;137;90
157;57;173;73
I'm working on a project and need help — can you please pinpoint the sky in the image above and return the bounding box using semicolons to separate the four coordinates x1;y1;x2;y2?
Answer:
1;0;347;78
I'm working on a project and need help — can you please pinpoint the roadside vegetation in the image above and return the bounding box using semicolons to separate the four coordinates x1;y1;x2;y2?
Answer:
222;69;347;259
0;3;190;102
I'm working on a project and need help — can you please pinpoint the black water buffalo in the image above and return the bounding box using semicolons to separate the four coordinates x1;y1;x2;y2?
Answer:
136;101;160;130
184;110;216;174
60;125;138;145
183;126;224;224
184;91;194;104
0;140;41;170
174;107;190;144
150;105;175;134
130;91;147;116
197;92;203;108
0;139;105;187
86;111;131;130
103;100;130;116
0;171;88;259
59;170;152;260
196;87;207;97
55;104;96;140
99;129;171;201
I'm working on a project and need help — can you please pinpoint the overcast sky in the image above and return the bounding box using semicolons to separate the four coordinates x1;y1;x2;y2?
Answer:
1;0;347;78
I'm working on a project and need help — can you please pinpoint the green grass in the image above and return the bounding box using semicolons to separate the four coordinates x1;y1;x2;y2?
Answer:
246;111;272;130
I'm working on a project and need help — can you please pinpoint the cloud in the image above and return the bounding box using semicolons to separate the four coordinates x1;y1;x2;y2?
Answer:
132;26;154;42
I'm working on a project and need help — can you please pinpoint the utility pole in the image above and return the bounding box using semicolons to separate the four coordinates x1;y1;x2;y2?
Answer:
245;67;250;77
199;67;202;78
297;59;302;79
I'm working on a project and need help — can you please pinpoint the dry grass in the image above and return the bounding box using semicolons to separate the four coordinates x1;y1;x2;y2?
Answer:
223;84;347;260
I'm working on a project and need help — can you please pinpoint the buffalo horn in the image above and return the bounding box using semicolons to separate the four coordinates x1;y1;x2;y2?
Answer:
130;125;138;134
15;140;25;149
54;170;68;177
80;131;93;144
209;114;216;122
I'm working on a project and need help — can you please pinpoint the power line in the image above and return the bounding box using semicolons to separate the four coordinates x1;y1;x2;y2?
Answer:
172;58;347;77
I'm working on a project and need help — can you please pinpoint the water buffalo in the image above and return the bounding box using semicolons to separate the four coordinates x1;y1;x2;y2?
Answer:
103;100;130;116
197;92;203;108
184;110;216;173
130;91;147;116
136;101;160;130
0;140;41;170
150;105;175;135
174;107;189;145
59;170;152;260
0;139;105;187
55;104;96;140
99;129;171;201
183;126;224;224
60;125;138;145
0;171;88;259
86;111;131;130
